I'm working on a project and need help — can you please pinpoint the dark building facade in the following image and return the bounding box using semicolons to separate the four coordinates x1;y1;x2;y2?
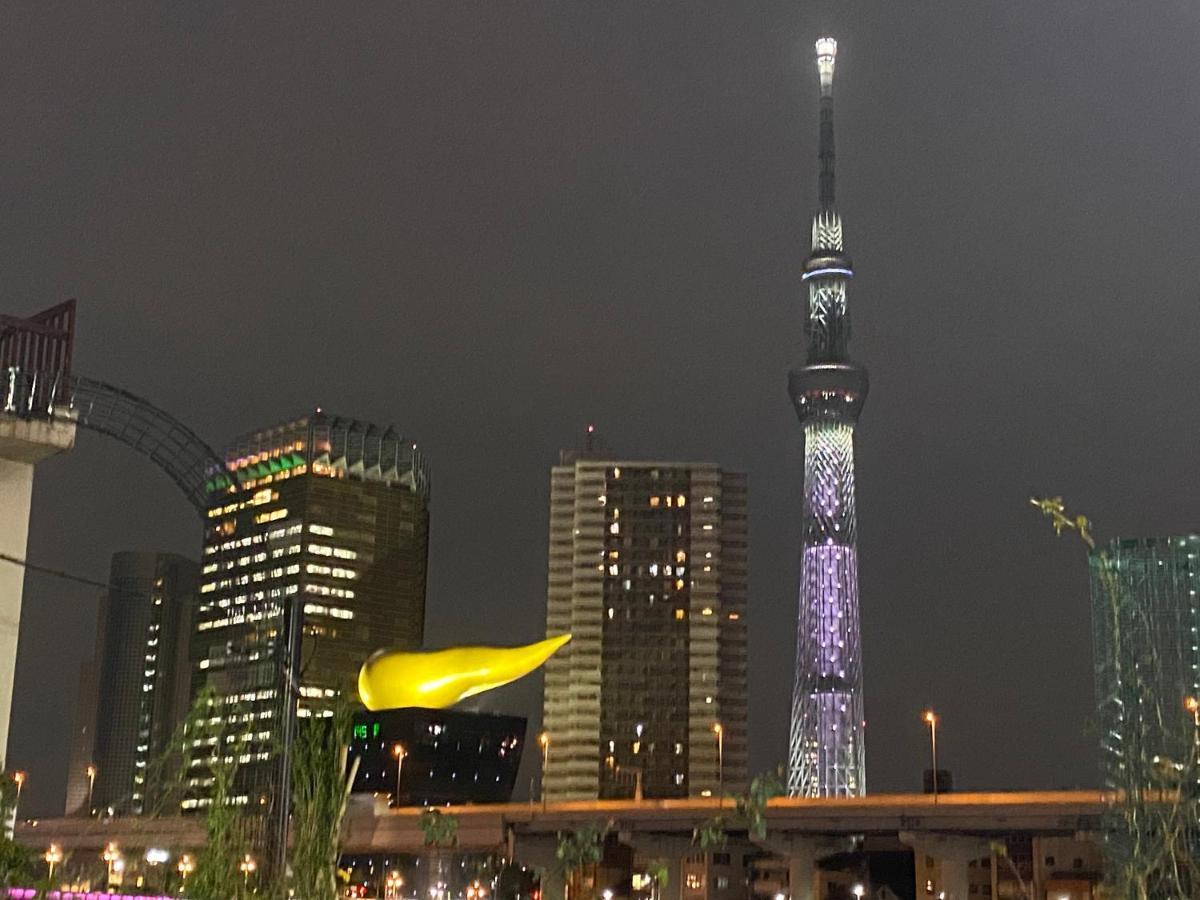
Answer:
349;707;526;805
190;412;430;809
542;449;748;801
72;552;199;816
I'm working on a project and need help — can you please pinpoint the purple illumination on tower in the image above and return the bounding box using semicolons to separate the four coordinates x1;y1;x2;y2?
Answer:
786;38;868;797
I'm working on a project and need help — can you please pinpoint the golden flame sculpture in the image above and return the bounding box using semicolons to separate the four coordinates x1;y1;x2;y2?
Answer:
357;633;571;711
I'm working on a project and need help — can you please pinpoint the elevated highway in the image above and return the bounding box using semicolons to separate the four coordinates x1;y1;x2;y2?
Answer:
17;790;1109;853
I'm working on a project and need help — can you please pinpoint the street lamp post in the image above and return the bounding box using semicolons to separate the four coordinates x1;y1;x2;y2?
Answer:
86;765;97;815
44;844;62;884
392;743;407;805
102;842;121;888
178;853;195;890
923;711;939;803
240;853;257;889
712;723;724;803
538;732;550;808
12;772;25;820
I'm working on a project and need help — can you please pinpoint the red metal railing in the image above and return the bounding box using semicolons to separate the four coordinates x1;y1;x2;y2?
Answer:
0;298;75;378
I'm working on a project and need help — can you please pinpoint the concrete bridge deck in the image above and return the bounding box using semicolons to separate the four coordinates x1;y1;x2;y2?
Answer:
16;791;1111;854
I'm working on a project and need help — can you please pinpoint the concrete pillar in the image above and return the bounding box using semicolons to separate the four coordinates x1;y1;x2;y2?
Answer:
900;833;990;900
510;834;567;900
755;835;847;900
623;834;693;900
0;418;74;757
0;458;34;758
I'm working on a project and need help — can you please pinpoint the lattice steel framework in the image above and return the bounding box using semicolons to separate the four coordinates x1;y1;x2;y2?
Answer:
787;38;869;797
3;365;228;514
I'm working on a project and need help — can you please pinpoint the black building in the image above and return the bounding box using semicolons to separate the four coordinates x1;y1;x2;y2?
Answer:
349;707;526;805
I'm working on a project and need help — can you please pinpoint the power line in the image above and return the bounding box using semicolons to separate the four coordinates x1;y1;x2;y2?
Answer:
0;550;110;592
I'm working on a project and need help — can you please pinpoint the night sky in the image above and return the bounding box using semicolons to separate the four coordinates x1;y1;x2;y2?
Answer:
3;3;1198;817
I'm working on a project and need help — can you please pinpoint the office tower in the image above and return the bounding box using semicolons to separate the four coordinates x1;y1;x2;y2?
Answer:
542;448;747;801
191;412;430;810
1090;536;1200;787
71;552;199;815
787;37;869;797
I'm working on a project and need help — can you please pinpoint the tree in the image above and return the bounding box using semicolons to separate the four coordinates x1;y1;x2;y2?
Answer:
555;821;609;899
693;767;784;849
0;768;35;888
420;808;460;897
157;686;259;900
288;698;361;900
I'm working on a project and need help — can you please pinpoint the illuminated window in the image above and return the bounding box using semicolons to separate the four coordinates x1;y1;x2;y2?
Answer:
676;495;686;507
675;578;685;591
675;609;685;620
675;550;687;563
649;496;660;508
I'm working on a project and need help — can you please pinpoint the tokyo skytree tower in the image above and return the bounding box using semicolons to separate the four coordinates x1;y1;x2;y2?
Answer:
787;37;868;797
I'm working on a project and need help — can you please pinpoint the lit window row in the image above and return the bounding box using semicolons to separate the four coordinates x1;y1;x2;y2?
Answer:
302;603;355;620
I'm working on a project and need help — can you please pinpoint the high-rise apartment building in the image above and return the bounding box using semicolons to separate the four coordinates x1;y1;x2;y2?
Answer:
65;552;199;816
1090;536;1200;788
191;412;430;809
787;37;869;798
542;449;747;801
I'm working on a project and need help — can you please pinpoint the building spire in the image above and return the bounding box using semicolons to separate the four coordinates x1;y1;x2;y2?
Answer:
810;38;845;257
815;37;838;211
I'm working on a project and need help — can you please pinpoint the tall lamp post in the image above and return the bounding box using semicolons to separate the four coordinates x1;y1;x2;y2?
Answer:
538;732;550;808
240;854;257;889
923;710;939;803
712;723;724;803
85;764;96;815
392;743;407;805
12;772;25;821
44;844;62;884
178;853;196;890
102;842;121;887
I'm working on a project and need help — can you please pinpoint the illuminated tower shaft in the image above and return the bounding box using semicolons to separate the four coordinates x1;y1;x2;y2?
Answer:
787;37;868;797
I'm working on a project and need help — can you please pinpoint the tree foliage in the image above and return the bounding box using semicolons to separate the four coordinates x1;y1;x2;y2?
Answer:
420;808;460;848
0;769;33;888
555;821;608;875
289;698;361;900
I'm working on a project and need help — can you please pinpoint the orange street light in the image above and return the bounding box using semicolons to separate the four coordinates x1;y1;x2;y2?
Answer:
85;764;97;815
12;771;25;819
538;732;550;807
44;843;62;882
712;723;724;802
1186;696;1199;726
392;743;407;804
239;853;257;886
922;711;939;803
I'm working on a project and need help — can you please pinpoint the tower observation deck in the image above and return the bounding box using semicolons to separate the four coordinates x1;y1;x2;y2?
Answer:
787;37;869;797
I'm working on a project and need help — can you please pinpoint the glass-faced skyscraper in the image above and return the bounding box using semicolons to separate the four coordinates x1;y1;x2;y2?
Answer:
542;447;747;801
787;37;868;797
1090;536;1200;789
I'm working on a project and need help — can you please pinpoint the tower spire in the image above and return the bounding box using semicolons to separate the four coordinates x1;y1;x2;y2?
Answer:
815;37;837;210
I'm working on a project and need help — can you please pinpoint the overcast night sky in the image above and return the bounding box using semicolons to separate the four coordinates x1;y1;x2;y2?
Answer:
3;2;1199;816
